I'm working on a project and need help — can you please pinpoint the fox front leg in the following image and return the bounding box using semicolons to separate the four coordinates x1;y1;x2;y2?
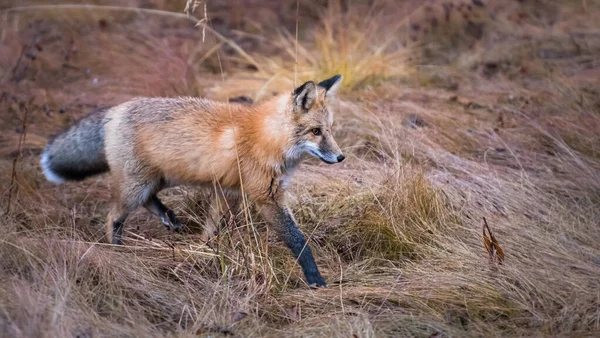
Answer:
259;202;326;287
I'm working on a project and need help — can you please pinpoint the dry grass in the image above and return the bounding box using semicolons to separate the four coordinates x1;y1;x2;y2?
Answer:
1;0;600;337
220;0;414;94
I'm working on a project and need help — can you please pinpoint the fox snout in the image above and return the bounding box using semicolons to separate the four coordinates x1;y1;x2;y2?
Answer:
311;134;345;164
324;148;345;164
306;144;344;164
325;134;345;164
316;152;345;164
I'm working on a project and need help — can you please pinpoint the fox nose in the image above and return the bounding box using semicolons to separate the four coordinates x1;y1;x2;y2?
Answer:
337;154;345;163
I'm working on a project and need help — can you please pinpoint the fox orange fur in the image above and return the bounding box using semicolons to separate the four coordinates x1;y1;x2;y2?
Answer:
41;75;345;287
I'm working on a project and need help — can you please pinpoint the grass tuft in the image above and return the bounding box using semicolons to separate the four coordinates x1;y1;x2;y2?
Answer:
249;0;411;92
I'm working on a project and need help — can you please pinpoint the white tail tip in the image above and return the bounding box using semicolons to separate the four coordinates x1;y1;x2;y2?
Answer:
40;151;65;184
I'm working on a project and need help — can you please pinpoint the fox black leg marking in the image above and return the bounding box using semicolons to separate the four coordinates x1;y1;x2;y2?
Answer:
279;208;326;287
144;194;182;231
112;213;129;245
261;203;326;287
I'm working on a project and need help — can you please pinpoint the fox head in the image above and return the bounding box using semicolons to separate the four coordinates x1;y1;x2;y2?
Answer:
287;74;345;165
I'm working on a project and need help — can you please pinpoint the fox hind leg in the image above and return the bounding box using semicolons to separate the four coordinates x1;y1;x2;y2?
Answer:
106;202;131;245
106;176;160;245
145;194;182;232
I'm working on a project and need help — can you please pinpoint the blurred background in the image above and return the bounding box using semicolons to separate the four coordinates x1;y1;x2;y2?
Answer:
1;1;599;337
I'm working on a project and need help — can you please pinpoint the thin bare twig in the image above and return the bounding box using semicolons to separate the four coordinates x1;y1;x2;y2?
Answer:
6;98;33;214
1;4;264;73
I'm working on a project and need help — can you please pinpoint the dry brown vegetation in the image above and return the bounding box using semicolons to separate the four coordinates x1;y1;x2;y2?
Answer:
1;0;600;337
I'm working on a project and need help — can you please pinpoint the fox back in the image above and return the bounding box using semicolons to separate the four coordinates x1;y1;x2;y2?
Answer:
102;76;344;194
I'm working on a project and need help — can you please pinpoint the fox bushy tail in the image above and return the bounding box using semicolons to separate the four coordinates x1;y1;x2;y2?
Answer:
41;107;111;184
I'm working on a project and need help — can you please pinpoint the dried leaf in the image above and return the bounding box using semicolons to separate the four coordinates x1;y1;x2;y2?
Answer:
483;217;504;264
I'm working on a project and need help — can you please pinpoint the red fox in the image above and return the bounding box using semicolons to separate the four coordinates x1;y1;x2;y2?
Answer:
41;75;345;287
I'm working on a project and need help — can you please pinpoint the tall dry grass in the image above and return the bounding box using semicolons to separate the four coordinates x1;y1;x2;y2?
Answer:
1;0;600;337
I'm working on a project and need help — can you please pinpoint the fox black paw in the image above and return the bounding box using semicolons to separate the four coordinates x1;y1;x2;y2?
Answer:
164;210;182;232
166;222;182;232
306;275;327;288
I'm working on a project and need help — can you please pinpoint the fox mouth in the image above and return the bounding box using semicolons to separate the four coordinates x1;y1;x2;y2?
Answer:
320;158;337;164
309;150;340;164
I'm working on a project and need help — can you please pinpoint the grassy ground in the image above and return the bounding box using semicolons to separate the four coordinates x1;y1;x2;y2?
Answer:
1;0;599;337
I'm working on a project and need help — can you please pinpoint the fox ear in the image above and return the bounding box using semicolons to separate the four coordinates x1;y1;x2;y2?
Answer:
293;81;317;112
318;74;343;96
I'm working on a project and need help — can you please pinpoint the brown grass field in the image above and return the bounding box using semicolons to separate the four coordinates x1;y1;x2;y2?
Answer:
1;0;600;337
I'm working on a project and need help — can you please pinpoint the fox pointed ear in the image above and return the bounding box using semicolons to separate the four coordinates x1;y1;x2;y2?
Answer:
293;81;317;113
318;74;343;96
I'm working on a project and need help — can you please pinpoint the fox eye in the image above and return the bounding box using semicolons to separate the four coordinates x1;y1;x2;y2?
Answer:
311;128;322;136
